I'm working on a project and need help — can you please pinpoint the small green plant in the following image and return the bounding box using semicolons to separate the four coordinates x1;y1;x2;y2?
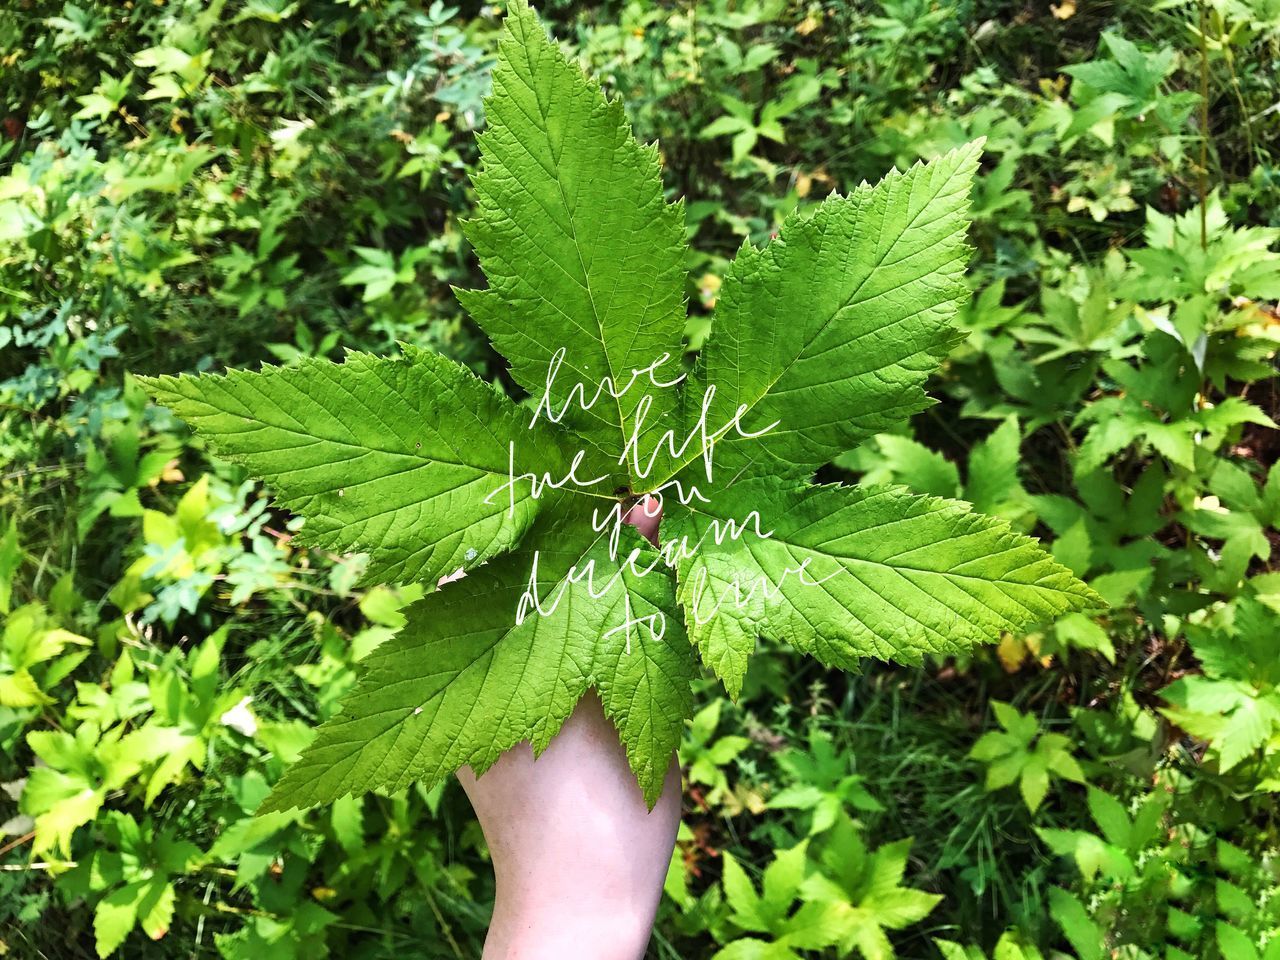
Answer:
1162;595;1280;775
711;815;942;960
969;701;1087;811
935;930;1044;960
62;812;201;956
683;699;752;807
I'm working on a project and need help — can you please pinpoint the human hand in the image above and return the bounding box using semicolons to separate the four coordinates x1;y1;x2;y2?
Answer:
456;495;679;960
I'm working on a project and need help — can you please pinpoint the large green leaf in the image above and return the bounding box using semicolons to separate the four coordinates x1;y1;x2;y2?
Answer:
663;141;980;490
669;480;1096;696
141;0;1099;813
262;501;694;808
454;0;688;483
141;345;565;586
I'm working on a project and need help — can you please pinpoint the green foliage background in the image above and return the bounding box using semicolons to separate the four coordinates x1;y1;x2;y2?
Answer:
2;1;1279;958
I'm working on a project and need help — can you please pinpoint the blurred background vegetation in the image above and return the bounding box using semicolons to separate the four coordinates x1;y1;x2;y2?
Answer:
2;0;1280;957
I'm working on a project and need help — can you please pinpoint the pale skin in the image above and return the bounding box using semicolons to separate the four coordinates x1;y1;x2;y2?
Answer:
457;498;680;960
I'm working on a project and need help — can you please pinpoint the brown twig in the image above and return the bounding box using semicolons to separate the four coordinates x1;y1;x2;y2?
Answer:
0;831;34;858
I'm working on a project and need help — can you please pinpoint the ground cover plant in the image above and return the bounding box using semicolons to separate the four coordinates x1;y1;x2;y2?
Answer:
1;0;1279;958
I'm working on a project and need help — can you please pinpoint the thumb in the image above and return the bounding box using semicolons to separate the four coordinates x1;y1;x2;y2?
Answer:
623;495;662;547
